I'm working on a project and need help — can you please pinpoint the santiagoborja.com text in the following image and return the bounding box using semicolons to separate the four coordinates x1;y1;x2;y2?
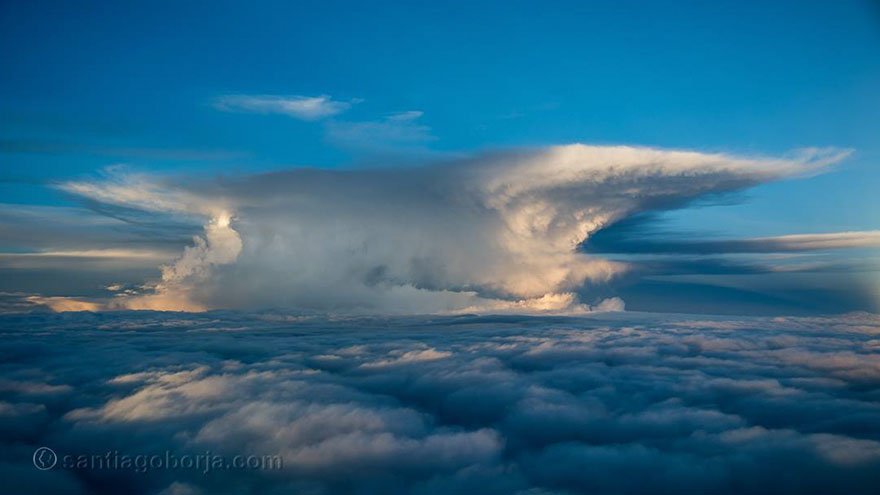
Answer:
33;447;283;474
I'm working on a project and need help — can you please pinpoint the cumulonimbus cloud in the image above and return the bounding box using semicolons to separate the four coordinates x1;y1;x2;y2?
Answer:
56;144;850;314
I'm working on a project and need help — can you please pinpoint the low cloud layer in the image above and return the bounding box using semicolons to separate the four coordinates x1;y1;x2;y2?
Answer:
1;311;879;494
50;144;850;314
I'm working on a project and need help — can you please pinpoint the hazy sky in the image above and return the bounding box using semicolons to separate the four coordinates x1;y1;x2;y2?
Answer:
1;0;878;314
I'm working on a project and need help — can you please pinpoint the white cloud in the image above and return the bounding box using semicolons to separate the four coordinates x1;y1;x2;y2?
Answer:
54;144;849;314
213;94;355;120
57;173;242;312
325;110;435;151
2;249;170;260
360;348;453;368
5;311;880;493
23;296;104;312
754;231;880;251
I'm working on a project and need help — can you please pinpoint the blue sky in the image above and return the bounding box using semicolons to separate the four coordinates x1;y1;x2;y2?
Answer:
1;0;878;314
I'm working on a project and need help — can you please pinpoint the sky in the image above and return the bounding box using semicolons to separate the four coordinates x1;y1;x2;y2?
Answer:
1;0;879;314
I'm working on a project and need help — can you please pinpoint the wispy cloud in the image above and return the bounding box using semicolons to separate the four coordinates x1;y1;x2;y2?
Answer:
586;227;880;255
213;94;356;120
759;231;880;251
325;110;435;152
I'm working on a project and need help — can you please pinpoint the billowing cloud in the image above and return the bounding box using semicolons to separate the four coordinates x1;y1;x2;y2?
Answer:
52;144;849;314
1;311;879;494
213;94;355;120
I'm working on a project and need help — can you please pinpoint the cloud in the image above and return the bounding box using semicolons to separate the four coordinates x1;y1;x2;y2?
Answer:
325;110;436;152
157;483;202;495
0;250;175;276
586;219;880;254
23;296;104;312
758;231;880;251
0;203;194;252
51;144;849;314
360;347;453;369
53;172;242;312
1;311;880;494
578;211;880;314
100;213;242;312
0;201;203;305
213;94;355;120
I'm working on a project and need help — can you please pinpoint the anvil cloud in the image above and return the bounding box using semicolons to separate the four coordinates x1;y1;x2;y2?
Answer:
56;144;848;314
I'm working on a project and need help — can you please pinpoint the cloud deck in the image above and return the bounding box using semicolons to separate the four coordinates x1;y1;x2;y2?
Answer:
2;311;879;494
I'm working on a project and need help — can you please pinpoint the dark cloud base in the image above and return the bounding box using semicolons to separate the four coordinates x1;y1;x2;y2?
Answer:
2;311;880;494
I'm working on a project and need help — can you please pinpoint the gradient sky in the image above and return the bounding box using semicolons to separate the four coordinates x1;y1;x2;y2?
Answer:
1;0;879;314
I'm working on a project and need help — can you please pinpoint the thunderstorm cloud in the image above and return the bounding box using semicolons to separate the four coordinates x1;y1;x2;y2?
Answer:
44;144;851;314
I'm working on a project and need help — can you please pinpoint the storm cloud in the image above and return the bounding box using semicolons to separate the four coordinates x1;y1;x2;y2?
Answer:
48;144;852;314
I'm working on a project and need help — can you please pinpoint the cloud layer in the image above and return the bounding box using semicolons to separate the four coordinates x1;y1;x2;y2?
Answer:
1;311;879;494
53;144;850;314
